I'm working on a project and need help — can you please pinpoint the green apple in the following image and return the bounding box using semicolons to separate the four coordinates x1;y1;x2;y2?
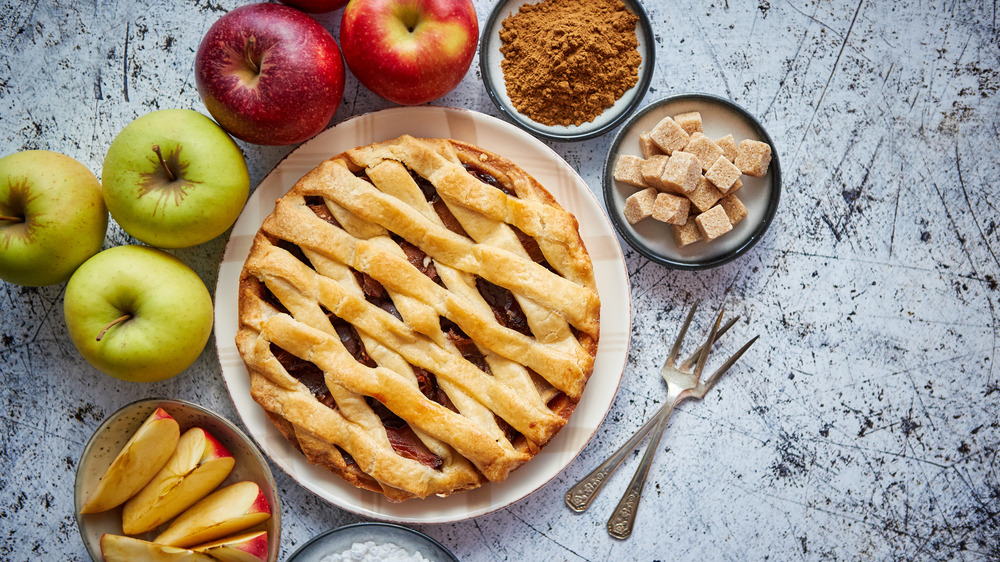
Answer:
102;109;249;249
63;245;214;382
0;150;108;286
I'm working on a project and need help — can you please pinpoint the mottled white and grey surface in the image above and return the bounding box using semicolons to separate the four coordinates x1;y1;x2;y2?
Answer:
1;0;998;560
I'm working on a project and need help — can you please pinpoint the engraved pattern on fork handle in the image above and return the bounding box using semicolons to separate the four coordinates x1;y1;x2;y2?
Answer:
565;401;666;512
607;398;676;539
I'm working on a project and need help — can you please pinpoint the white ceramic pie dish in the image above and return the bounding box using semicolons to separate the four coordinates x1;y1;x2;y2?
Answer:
74;398;281;562
214;105;632;523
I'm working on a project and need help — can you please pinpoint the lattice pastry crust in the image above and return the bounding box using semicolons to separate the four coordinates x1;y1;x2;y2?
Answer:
236;135;600;501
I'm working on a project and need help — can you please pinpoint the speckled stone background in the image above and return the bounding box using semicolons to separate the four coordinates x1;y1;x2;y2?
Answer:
1;0;998;560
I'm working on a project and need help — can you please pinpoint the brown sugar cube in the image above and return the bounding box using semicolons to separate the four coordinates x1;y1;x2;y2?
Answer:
659;151;702;194
716;134;738;162
724;176;744;196
719;194;748;225
672;220;703;246
694;205;733;240
623;187;658;224
651;192;690;225
704;155;741;192
648;116;690;154
613;154;648;187
639;132;664;159
683;132;726;171
640;155;669;189
735;139;772;177
673;111;703;134
687;176;724;213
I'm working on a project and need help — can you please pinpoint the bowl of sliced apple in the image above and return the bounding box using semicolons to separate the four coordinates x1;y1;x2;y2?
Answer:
74;398;280;562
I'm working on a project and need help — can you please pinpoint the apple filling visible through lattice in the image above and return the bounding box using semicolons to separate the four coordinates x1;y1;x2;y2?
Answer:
236;136;600;501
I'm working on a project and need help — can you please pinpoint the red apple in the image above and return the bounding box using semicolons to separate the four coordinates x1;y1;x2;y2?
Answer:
195;3;345;146
279;0;348;13
340;0;478;105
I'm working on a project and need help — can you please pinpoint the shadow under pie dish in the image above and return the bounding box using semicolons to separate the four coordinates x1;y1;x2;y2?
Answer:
235;135;601;502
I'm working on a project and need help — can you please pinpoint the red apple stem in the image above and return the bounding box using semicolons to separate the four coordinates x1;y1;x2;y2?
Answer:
0;215;22;222
96;314;131;342
151;144;176;181
244;36;260;74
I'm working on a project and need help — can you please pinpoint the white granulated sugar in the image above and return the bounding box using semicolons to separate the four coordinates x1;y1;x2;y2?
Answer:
320;540;431;562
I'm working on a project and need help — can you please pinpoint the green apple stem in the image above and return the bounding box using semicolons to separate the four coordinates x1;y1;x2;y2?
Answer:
0;215;22;222
151;145;176;181
96;314;131;342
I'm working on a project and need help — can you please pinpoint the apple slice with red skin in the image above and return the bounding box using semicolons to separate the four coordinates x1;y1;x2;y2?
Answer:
100;534;215;562
191;530;268;562
154;481;271;548
122;427;236;535
80;407;181;514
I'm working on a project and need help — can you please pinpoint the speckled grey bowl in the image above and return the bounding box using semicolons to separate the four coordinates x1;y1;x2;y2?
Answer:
74;398;281;562
480;0;655;141
287;523;458;562
603;93;782;269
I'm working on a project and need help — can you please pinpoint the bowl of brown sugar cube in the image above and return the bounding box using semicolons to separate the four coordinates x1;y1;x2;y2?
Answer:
603;93;781;269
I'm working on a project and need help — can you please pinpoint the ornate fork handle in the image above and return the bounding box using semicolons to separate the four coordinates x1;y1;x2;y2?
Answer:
565;400;669;512
606;394;680;539
566;312;739;513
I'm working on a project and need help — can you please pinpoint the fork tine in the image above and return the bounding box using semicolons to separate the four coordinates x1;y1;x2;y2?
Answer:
666;300;700;366
693;308;724;378
701;335;759;391
680;315;740;371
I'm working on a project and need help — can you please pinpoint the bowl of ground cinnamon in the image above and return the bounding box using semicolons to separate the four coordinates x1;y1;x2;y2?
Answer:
480;0;655;141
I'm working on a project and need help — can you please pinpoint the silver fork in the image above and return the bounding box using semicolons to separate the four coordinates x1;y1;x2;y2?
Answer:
564;302;758;539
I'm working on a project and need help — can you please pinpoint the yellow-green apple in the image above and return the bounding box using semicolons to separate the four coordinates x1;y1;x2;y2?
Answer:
154;481;271;548
101;109;249;249
195;3;345;145
80;407;180;514
278;0;348;12
122;427;236;535
192;531;268;562
63;245;214;382
340;0;478;105
100;534;215;562
0;150;107;286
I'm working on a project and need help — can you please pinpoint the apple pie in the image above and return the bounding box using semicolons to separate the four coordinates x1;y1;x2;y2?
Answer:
235;135;600;501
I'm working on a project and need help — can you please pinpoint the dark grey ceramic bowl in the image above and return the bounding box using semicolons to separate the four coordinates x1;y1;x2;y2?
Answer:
287;523;459;562
603;93;782;269
479;0;655;141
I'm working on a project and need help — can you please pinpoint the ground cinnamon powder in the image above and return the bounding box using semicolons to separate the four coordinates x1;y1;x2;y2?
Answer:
499;0;641;127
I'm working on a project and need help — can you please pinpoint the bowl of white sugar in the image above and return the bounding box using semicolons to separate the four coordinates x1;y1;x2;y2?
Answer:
287;522;459;562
